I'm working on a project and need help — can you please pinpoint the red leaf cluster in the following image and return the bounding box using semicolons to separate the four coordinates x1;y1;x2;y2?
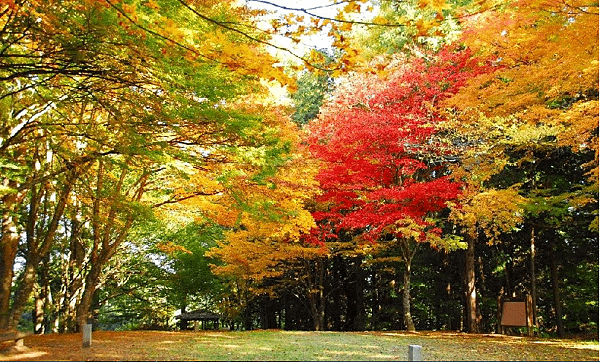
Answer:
305;47;491;244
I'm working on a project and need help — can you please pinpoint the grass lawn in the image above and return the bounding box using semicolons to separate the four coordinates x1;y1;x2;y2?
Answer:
1;330;597;361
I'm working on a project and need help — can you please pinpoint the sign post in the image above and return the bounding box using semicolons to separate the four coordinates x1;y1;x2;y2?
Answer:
82;324;92;348
408;345;422;361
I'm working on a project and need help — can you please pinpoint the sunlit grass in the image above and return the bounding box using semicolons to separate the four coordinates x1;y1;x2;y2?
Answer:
12;330;599;361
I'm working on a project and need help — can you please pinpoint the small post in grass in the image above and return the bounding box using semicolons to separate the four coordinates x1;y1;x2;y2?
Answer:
82;324;92;348
408;344;422;361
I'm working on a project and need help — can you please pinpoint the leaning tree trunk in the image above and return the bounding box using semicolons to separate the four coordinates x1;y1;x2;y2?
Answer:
76;264;103;331
9;171;77;330
75;162;146;331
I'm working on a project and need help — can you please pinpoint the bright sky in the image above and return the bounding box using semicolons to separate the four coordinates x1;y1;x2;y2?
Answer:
244;0;349;103
244;1;376;103
245;0;347;58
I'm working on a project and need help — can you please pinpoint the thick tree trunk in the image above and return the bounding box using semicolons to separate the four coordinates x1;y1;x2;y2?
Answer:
33;261;52;334
9;173;76;330
0;183;21;331
0;215;19;331
33;283;45;334
10;257;41;330
465;232;479;333
59;217;85;333
76;264;103;331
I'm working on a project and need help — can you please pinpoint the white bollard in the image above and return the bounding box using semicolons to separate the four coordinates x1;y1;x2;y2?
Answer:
82;324;92;348
408;344;422;361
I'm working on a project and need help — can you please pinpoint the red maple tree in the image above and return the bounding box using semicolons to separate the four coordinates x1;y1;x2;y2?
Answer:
305;46;491;330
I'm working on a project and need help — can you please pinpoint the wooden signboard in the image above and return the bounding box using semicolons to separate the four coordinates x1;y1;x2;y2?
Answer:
499;295;534;336
500;301;528;327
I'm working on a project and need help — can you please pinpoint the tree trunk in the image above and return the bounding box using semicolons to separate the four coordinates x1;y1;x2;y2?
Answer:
530;226;537;332
402;263;415;331
313;257;326;331
10;256;42;330
352;257;366;331
0;212;19;331
76;264;102;331
0;182;21;331
180;302;188;330
33;283;45;334
549;240;565;337
60;217;85;333
9;174;76;330
399;238;418;332
75;162;146;331
465;232;479;333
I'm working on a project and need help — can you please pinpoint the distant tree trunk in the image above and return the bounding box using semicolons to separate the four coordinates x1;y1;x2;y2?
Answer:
530;226;537;332
352;257;366;331
549;239;565;337
243;303;253;330
330;257;344;330
371;269;381;329
180;302;188;330
259;296;278;329
465;232;479;333
311;258;326;331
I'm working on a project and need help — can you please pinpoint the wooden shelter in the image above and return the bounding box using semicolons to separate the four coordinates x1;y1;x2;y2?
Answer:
176;309;221;331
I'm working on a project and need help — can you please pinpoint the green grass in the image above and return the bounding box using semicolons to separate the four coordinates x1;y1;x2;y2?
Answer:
19;330;600;361
121;330;599;361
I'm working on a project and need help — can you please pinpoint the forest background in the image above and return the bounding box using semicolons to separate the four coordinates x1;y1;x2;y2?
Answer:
0;0;597;339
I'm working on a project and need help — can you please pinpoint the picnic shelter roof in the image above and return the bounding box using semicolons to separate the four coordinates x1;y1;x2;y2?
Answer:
175;309;221;321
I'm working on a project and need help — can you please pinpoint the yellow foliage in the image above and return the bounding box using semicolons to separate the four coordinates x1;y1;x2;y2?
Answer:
451;187;528;241
443;0;599;221
199;104;322;294
447;0;598;133
156;241;192;255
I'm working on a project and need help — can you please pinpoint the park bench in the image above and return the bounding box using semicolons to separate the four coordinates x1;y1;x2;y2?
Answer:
0;331;30;350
